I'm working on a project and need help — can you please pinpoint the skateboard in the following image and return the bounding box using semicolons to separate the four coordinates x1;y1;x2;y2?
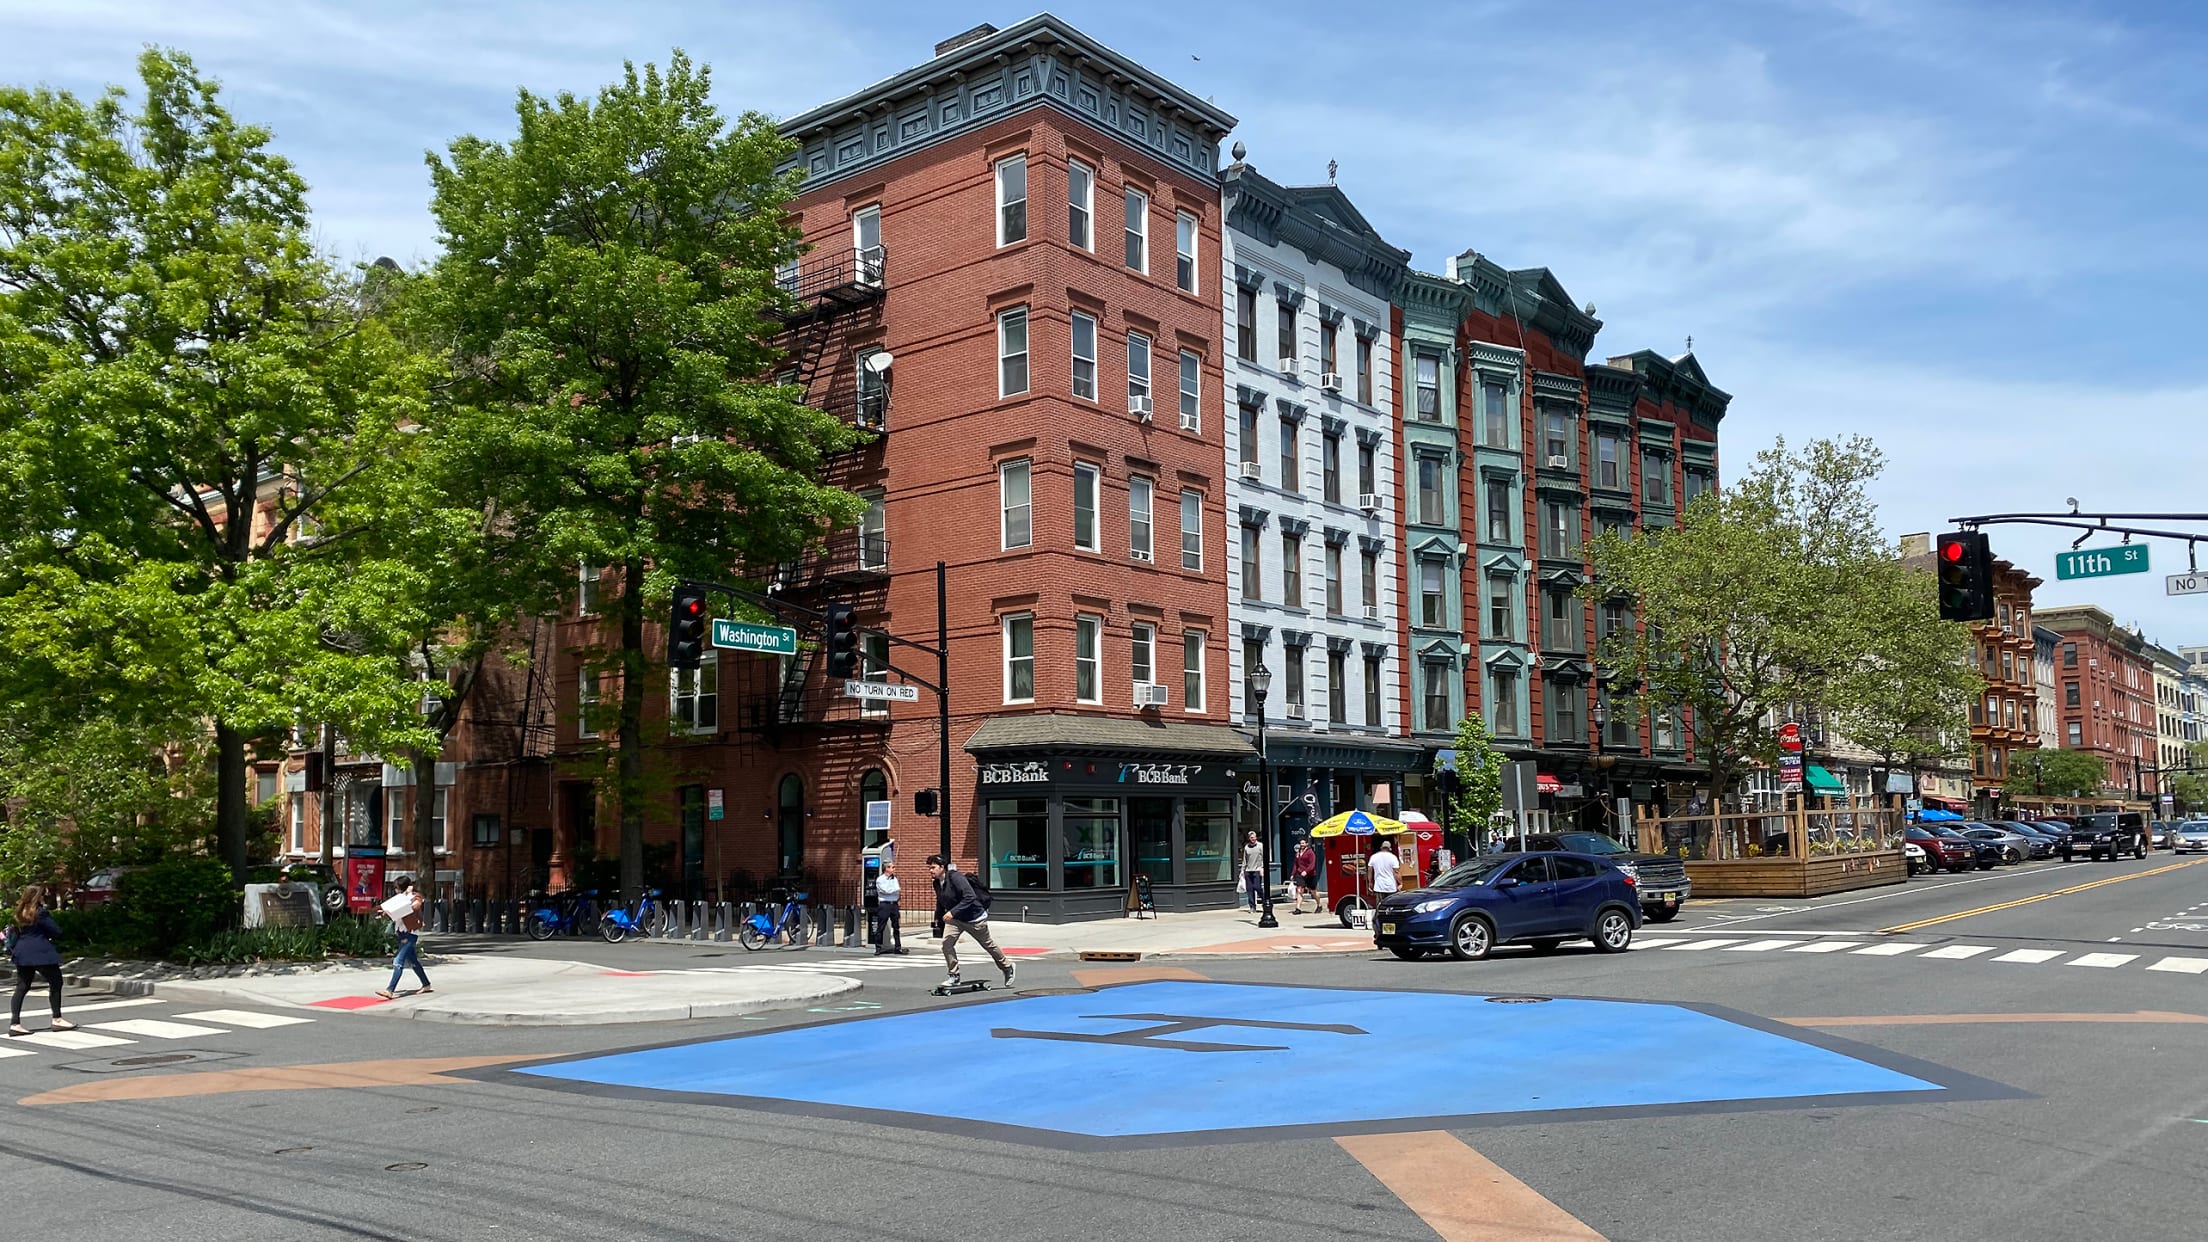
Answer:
929;979;991;997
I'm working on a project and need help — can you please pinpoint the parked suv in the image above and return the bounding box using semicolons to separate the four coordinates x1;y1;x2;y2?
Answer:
2061;812;2148;862
1505;831;1693;923
1904;825;1976;874
1373;852;1641;961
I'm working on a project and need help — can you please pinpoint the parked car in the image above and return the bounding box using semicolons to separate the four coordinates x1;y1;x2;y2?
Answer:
1372;852;1641;961
1503;831;1692;923
2152;822;2184;850
1957;824;2033;864
1904;840;1927;874
1923;823;2000;869
70;866;141;908
2174;823;2208;855
2060;812;2148;862
1904;826;1976;874
278;863;350;913
2000;821;2069;854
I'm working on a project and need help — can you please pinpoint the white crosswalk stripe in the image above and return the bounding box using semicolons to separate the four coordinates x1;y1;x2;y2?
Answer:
1725;939;1803;952
1;1004;315;1061
92;1019;230;1039
2147;956;2208;974
2067;953;2137;968
1852;943;1925;956
1660;939;1738;951
17;1029;133;1050
1991;949;2065;964
1919;945;1996;959
1787;941;1862;953
1630;938;1682;948
176;1009;314;1028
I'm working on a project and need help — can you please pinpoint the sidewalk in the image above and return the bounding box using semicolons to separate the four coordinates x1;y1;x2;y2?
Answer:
979;904;1374;958
65;953;857;1027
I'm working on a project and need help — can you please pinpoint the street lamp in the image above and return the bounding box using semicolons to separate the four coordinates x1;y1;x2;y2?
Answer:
1250;664;1278;929
1590;696;1608;835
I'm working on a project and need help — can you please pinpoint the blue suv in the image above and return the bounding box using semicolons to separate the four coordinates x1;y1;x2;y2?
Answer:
1372;852;1642;961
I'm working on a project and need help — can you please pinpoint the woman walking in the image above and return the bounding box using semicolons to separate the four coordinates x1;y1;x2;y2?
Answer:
375;878;432;1000
9;885;75;1037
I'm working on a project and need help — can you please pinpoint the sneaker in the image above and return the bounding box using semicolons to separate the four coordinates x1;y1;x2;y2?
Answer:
1002;961;1018;986
939;974;962;989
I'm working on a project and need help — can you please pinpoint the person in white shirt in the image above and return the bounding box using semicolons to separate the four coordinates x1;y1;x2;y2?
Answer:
1367;839;1401;898
874;860;905;956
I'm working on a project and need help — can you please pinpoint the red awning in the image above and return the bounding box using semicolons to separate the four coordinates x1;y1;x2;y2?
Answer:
1536;773;1562;794
1923;796;1970;812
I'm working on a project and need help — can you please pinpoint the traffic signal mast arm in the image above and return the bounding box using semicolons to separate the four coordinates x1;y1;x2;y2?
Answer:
677;577;945;689
1948;510;2208;556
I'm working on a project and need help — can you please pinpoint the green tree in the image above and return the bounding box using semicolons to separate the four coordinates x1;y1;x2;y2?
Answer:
2167;742;2208;813
2007;749;2107;799
422;52;865;897
0;51;432;879
1824;557;1981;791
0;712;210;891
1445;712;1506;848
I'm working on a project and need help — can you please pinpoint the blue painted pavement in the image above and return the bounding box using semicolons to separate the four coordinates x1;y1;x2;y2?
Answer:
519;981;1941;1138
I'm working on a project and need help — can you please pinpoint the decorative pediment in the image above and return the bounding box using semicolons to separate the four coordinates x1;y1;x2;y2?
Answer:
1322;525;1351;547
1272;281;1306;309
1277;515;1311;538
1354;426;1384;448
1352;317;1378;342
1326;635;1355;654
1232;263;1268;292
1236;383;1266;410
1320;413;1348;438
1411;533;1457;557
1238;504;1271;528
1282;628;1311;649
1240;621;1273;643
1316;302;1346;327
1540;565;1585;589
1485;645;1528;670
1480;551;1523;576
1416;637;1460;661
1360;641;1391;658
1357;533;1388;553
1541;654;1591;680
1275;398;1309;422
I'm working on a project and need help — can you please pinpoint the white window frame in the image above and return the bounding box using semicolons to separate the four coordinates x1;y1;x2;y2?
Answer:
1178;349;1200;429
1131;622;1156;689
1071;310;1098;401
1420;557;1446;628
1003;613;1035;704
670;654;719;735
1073;461;1101;553
858;490;887;570
578;668;601;739
289;794;305;854
387;788;407;853
1128;331;1152;405
860;631;891;718
1175;211;1197;293
1129;475;1154;561
431;787;449;853
994;153;1027;246
1183;629;1207;713
1067;158;1093;250
1281;532;1303;605
1000;459;1032;550
1363;654;1383;728
998;306;1029;397
1123;185;1148;273
1076;613;1103;704
1180;489;1203;571
851;205;882;286
577;562;601;616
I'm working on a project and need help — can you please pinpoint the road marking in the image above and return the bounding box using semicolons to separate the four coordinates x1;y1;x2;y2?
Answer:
175;1010;315;1028
2068;953;2137;968
2147;957;2208;974
1787;1011;2208;1027
1337;1130;1608;1241
1787;941;1862;953
91;1018;230;1039
0;1045;35;1059
1725;939;1802;952
18;1054;558;1107
42;998;163;1017
1629;938;1682;948
1853;943;1925;956
1919;945;1995;960
1880;859;2207;933
1660;939;1738;951
16;1029;133;1050
1991;949;2064;964
1071;966;1209;987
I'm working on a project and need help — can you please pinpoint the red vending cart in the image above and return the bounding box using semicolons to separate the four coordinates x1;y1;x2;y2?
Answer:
1309;811;1441;927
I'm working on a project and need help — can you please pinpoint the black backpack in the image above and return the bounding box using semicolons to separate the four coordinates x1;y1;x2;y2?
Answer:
961;868;994;911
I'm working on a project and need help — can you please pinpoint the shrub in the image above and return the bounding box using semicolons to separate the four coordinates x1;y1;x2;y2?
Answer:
320;915;398;958
113;856;237;955
49;903;132;959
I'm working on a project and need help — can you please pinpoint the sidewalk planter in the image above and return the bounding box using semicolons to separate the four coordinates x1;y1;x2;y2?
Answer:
1635;799;1909;898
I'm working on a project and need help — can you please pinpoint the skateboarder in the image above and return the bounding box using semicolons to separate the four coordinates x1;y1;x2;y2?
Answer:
927;854;1013;990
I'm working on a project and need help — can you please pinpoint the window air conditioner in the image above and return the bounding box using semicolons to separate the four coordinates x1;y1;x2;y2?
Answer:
1358;492;1381;512
1179;411;1200;433
1546;455;1569;469
1320;371;1343;392
1239;462;1263;481
1130;548;1153;562
1136;683;1171;707
1362;605;1379;621
1130;395;1153;420
1286;703;1307;720
1279;356;1299;377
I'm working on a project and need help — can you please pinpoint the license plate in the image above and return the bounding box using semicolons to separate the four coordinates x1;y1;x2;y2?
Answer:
1379;922;1397;936
1663;894;1678;906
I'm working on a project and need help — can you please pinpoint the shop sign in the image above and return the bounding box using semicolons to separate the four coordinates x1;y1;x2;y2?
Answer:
1119;762;1201;785
979;760;1050;786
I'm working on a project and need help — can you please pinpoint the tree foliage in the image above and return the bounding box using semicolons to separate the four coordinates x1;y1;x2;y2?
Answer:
421;52;865;896
1824;557;1979;778
2166;742;2208;813
2007;749;2109;799
1445;712;1506;846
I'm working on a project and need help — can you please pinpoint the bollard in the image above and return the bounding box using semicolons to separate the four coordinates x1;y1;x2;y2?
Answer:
842;905;860;948
663;901;685;940
687;901;707;941
713;902;733;942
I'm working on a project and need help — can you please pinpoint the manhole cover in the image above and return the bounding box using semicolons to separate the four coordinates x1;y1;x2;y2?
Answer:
1484;996;1553;1004
63;1048;247;1074
384;1162;428;1173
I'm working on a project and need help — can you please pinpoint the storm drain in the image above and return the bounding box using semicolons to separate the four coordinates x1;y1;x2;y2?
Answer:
1484;995;1554;1004
62;1048;246;1074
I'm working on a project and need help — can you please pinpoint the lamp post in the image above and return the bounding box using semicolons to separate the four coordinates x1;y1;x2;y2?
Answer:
1250;664;1279;929
1590;696;1607;835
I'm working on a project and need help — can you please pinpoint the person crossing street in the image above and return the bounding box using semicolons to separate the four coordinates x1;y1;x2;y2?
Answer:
928;854;1013;990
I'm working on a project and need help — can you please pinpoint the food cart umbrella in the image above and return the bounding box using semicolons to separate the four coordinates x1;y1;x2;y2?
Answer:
1310;811;1408;911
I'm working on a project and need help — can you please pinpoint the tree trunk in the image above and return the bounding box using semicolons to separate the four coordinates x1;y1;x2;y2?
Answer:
411;747;438;901
617;557;647;901
318;724;336;871
214;720;249;882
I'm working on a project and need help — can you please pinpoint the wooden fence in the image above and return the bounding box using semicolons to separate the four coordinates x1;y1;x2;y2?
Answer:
1633;795;1909;898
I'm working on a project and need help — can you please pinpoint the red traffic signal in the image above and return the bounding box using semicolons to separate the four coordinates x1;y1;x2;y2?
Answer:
1935;532;1993;622
667;583;710;670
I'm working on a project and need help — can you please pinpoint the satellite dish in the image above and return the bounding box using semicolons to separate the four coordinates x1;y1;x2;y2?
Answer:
863;352;894;374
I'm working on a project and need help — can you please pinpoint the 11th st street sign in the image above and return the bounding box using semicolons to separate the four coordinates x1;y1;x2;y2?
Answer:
2054;544;2149;581
711;619;798;655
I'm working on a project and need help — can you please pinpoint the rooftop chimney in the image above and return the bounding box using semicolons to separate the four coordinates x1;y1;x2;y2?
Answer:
935;23;999;57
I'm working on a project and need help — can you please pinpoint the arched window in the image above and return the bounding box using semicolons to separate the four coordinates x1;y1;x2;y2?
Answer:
777;773;805;880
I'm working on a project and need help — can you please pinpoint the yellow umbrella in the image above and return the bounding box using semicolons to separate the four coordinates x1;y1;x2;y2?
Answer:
1308;809;1408;838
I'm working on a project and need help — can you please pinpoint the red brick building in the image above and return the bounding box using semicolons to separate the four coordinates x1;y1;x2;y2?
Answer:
1970;558;2042;807
2038;604;2157;798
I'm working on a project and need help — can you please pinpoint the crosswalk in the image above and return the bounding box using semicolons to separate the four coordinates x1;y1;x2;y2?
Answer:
1633;934;2208;977
0;997;312;1061
645;953;940;978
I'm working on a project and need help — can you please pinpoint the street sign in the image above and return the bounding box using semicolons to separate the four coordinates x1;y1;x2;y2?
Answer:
707;788;724;821
2054;544;2149;581
712;619;798;654
2167;573;2208;597
843;679;919;702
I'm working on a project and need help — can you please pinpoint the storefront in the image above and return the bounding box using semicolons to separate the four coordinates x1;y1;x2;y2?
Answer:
964;715;1259;922
1260;737;1425;880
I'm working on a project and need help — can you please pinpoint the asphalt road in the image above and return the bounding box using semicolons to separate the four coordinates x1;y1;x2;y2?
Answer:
5;855;2206;1242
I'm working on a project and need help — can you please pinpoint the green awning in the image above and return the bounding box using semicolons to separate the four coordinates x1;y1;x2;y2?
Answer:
1804;764;1847;795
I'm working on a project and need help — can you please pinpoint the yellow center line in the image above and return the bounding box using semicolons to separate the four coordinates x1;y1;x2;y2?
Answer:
1879;859;2205;933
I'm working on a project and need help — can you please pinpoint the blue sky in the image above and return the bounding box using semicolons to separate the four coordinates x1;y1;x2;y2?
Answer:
8;0;2205;644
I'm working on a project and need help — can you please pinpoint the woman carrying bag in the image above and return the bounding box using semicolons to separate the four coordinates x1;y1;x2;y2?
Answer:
9;885;76;1037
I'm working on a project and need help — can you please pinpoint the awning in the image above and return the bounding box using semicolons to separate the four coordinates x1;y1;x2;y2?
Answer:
1804;764;1847;796
1536;773;1561;794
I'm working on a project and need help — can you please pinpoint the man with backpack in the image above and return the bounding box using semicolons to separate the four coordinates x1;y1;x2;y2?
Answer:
927;854;1015;990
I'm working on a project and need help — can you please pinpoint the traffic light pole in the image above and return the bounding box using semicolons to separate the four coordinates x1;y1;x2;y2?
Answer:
1947;510;2208;549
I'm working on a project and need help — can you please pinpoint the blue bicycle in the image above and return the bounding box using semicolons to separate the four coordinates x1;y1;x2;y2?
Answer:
526;890;601;940
599;889;668;943
739;890;810;951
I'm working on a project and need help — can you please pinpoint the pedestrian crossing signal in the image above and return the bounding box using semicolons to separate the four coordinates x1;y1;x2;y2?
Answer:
1936;532;1993;622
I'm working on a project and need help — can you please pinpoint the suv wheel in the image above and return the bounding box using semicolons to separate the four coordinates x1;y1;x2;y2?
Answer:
1591;908;1634;953
1446;913;1494;962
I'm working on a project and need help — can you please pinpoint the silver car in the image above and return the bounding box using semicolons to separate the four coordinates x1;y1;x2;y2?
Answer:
1958;823;2034;865
2176;823;2208;855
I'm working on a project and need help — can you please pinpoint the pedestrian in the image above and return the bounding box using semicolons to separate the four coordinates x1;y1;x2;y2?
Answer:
927;854;1013;990
375;878;432;1000
8;885;74;1037
1290;835;1320;915
1368;837;1402;901
874;860;905;956
1240;830;1267;913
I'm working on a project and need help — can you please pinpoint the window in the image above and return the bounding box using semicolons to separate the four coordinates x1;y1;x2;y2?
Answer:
1357;441;1376;499
1241;525;1261;600
1363;654;1383;727
1129;476;1153;561
1356;336;1374;405
1542;407;1573;467
1361;550;1379;615
2067;721;2082;747
1485;479;1511;543
1414;355;1439;420
1423;658;1452;732
1000;459;1032;549
289;795;305;854
1063;796;1122;890
1320;321;1338;379
1541;500;1578;559
431;787;449;852
2002;650;2014;682
1322;431;1342;504
1683;468;1712;505
1278;301;1298;370
1180;490;1203;570
1127;331;1152;408
1488;573;1513;638
671;654;719;733
1285;650;1306;717
1123;186;1148;271
1070;462;1100;552
1067;158;1092;249
2064;643;2077;668
1545;589;1582;653
1483;381;1509;446
2005;699;2017;730
1653;709;1677;751
1076;613;1101;703
1419;557;1445;627
1598;598;1633;644
1641;449;1671;505
1328;650;1348;724
1491;667;1520;735
2066;682;2080;708
1281;532;1303;606
1416;454;1444;526
1549;677;1582;743
255;769;278;806
1602;689;1636;749
1178;350;1200;428
1244;638;1265;718
995;154;1027;245
858;490;886;569
471;812;498;849
1238;402;1259;468
1595;431;1622;489
1175;212;1197;293
1279;417;1299;492
1131;622;1155;690
1325;544;1343;614
852;205;882;285
860;631;890;717
1070;311;1097;400
1003;613;1034;702
1236;286;1258;361
388;788;406;851
578;668;601;739
998;307;1029;396
1185;629;1206;712
577;562;601;615
980;798;1042;891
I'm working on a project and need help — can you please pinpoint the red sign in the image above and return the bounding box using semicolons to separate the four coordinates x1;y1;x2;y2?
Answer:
1778;722;1803;754
344;848;386;915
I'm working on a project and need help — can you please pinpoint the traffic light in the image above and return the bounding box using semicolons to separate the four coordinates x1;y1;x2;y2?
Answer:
667;583;709;670
1935;531;1994;622
823;602;860;678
